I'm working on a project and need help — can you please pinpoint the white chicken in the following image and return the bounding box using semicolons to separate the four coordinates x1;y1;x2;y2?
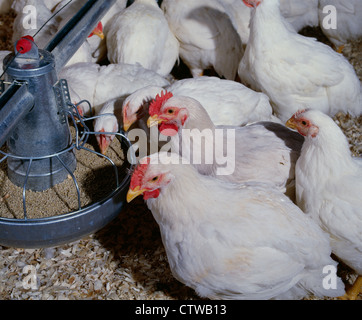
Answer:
11;0;58;49
92;63;170;113
235;0;318;43
286;109;362;300
59;62;101;116
318;0;362;51
62;61;170;154
238;0;362;123
53;0;105;65
106;0;179;77
147;92;303;198
93;98;122;155
161;0;243;80
126;151;345;300
59;62;170;117
122;76;279;132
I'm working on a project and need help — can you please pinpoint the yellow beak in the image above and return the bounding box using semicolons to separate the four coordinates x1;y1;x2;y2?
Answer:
126;186;147;203
123;119;133;132
147;115;165;128
285;117;297;130
93;30;104;40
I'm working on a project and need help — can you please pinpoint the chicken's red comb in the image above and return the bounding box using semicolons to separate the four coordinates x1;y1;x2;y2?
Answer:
149;90;173;116
242;0;261;8
16;35;34;54
88;21;103;38
130;157;150;189
293;109;307;119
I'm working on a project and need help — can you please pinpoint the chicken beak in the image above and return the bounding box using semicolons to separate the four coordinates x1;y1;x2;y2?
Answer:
94;30;104;40
98;132;110;155
123;119;132;132
285;117;297;130
127;186;147;203
100;140;110;155
147;115;165;128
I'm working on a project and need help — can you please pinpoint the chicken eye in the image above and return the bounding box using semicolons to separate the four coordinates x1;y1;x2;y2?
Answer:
151;176;159;182
301;120;307;126
167;109;174;114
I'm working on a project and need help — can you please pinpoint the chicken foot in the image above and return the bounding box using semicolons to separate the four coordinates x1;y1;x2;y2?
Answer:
340;276;362;300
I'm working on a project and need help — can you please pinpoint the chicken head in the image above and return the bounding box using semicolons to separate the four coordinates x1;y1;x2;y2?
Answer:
147;90;188;136
88;21;104;40
122;101;138;132
242;0;261;8
286;109;319;138
127;156;174;202
94;114;118;155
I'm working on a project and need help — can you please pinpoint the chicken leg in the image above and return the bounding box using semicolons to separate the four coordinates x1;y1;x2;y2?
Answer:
336;45;345;54
340;276;362;300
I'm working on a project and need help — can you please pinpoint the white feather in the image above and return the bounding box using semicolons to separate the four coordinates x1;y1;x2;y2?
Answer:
123;77;279;128
291;109;362;274
161;0;243;79
238;0;362;122
106;0;179;77
59;62;170;116
319;0;362;48
156;96;303;197
133;151;345;299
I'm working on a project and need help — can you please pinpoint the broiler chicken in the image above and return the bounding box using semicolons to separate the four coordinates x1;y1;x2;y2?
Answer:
93;98;122;155
53;0;105;65
161;0;243;79
126;151;345;300
106;0;179;77
147;92;303;199
12;0;105;65
59;61;170;117
319;0;362;52
286;109;362;300
59;62;101;116
218;0;318;49
92;63;170;113
12;0;58;49
64;61;170;154
122;76;279;132
238;0;362;123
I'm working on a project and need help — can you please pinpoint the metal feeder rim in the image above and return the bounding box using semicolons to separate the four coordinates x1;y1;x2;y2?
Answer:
0;131;136;223
0;172;131;225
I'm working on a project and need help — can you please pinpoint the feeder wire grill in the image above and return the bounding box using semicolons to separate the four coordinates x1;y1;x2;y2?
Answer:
0;88;128;218
0;0;135;248
0;93;136;248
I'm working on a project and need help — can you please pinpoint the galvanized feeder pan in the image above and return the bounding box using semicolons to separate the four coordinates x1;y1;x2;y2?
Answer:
0;0;135;248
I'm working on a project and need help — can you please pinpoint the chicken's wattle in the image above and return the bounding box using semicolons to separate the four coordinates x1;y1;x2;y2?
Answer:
159;123;178;136
143;189;160;200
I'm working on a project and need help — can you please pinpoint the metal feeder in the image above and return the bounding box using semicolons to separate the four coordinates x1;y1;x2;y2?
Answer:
0;0;135;248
